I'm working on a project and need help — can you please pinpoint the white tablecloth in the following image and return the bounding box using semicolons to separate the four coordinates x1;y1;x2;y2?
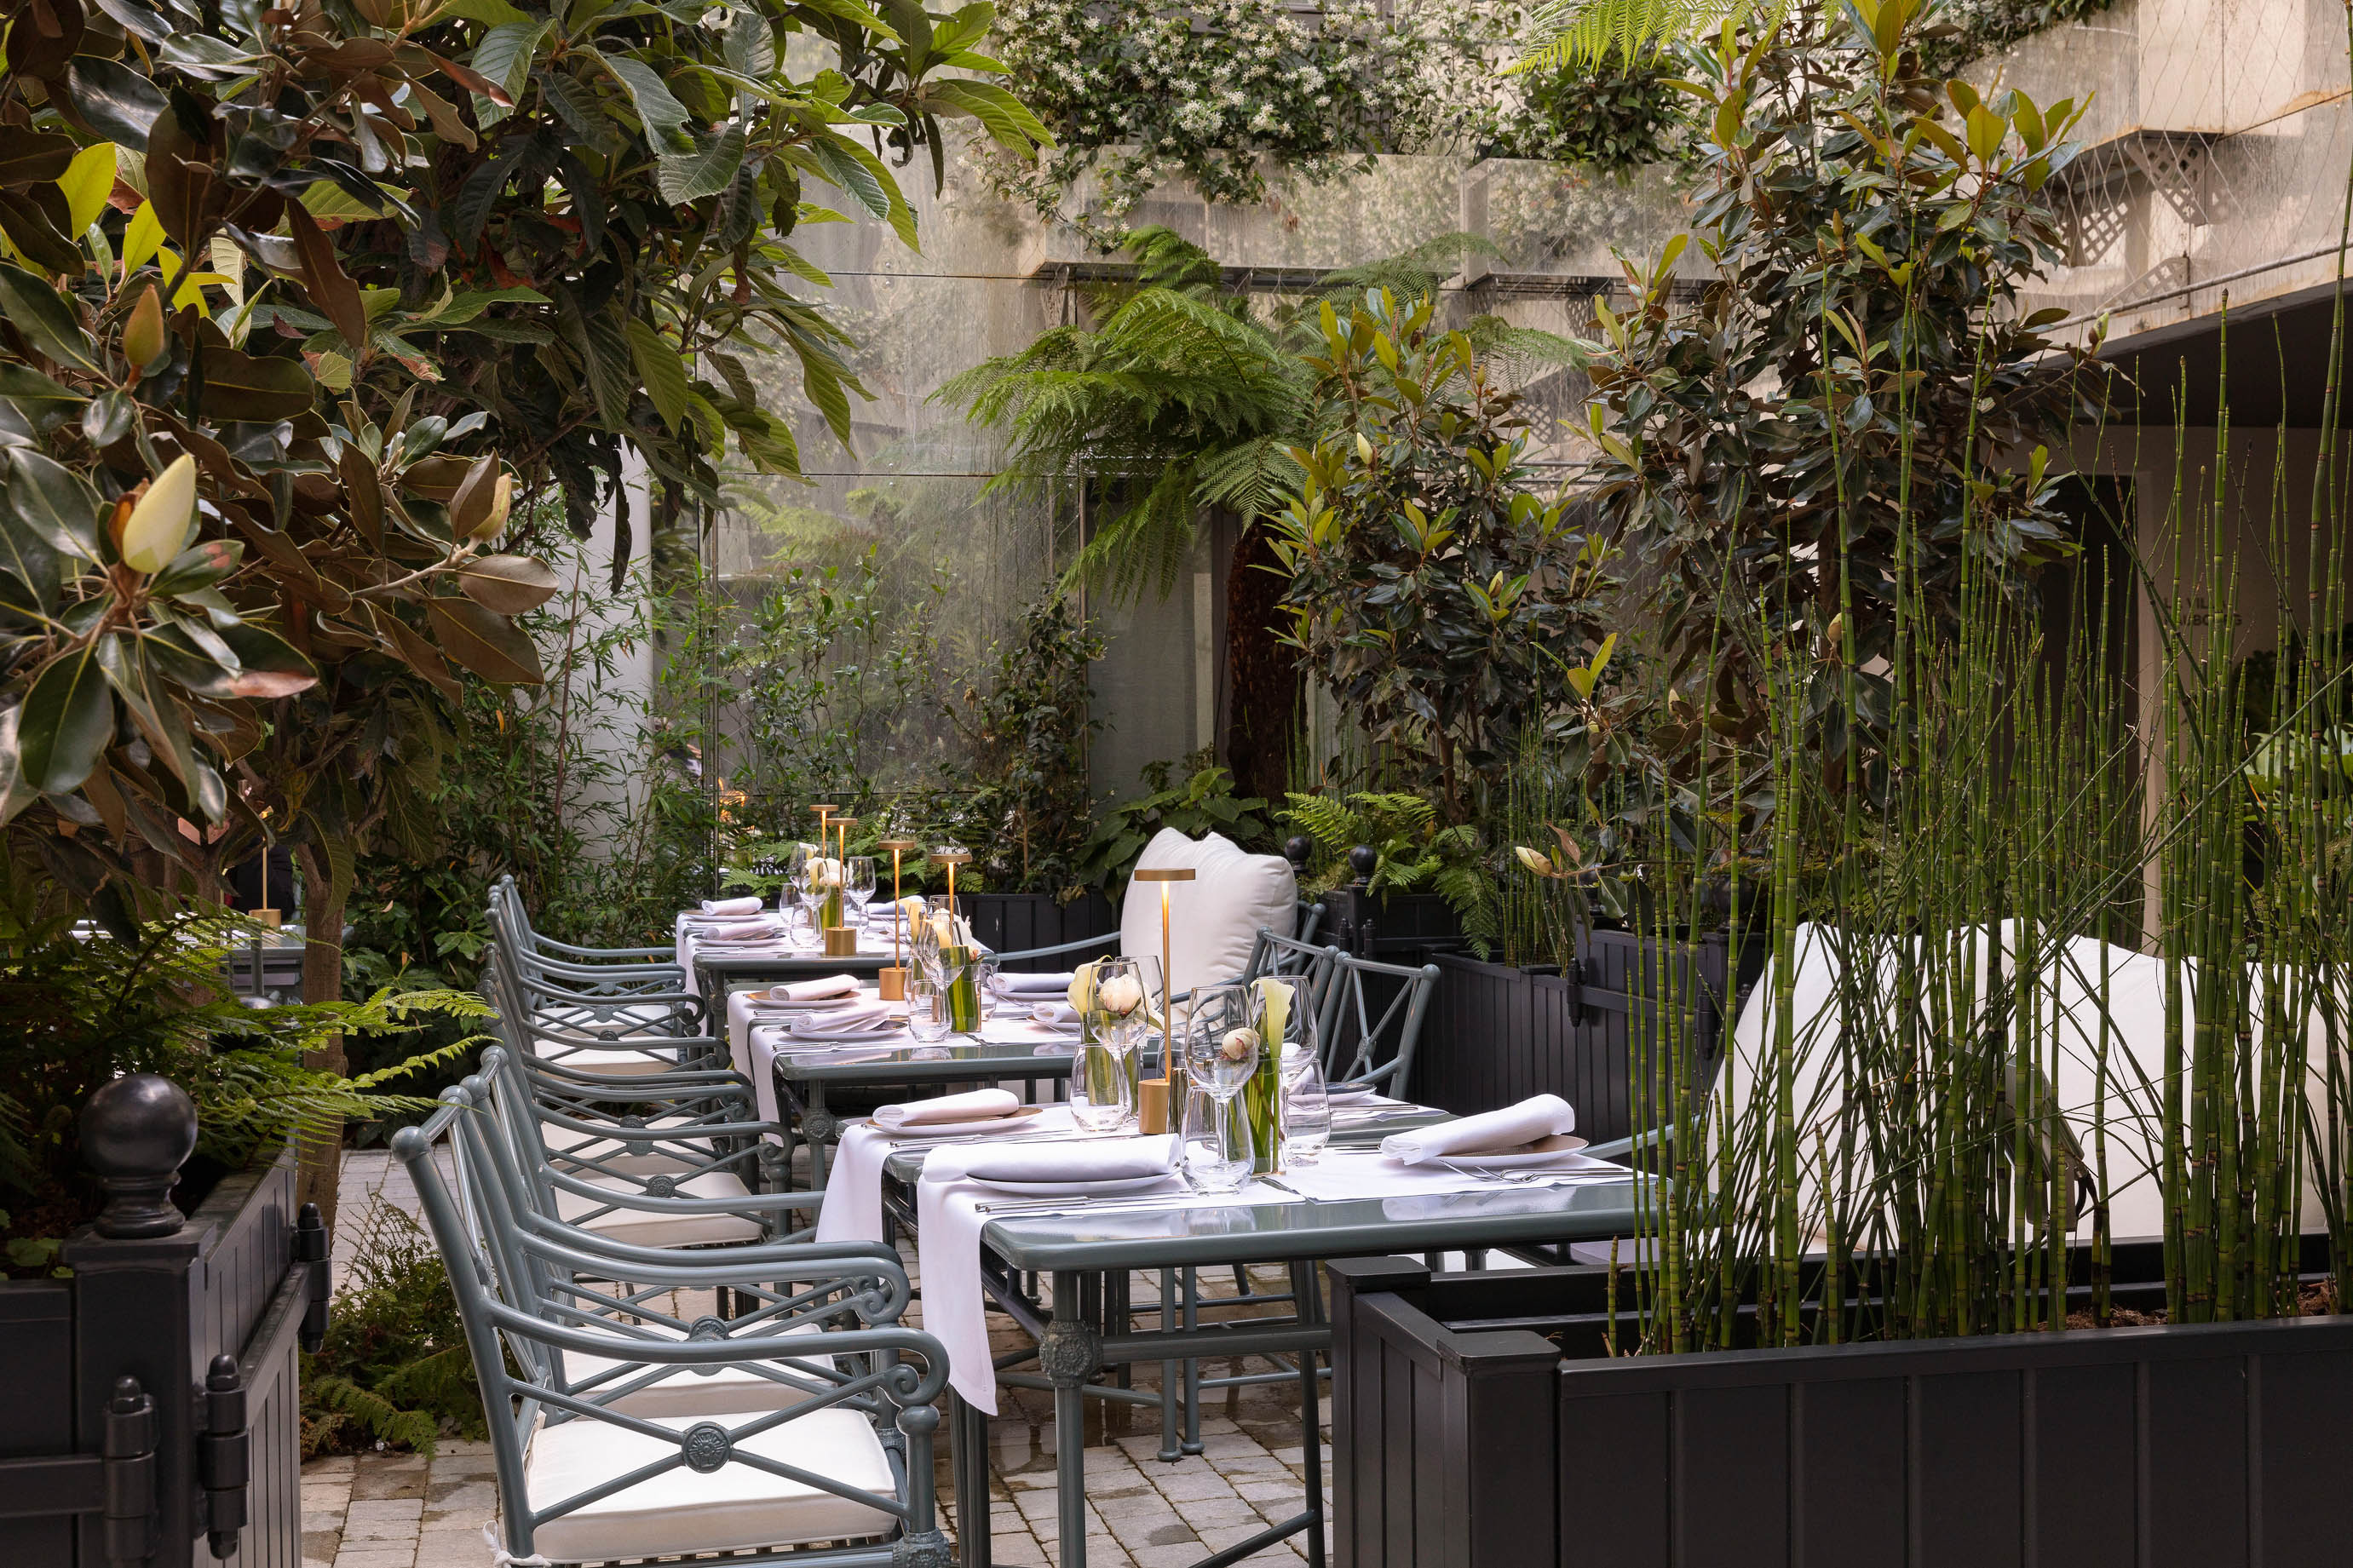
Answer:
1272;1147;1619;1202
816;1104;1084;1246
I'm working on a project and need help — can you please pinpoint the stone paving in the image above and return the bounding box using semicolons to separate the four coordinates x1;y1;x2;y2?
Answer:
305;1152;1337;1568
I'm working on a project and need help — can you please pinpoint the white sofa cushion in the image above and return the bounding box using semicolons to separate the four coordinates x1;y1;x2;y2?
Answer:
1118;829;1297;999
562;1318;826;1417
552;1170;766;1247
525;1406;897;1559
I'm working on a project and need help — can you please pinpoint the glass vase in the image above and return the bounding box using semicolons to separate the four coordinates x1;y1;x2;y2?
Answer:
942;945;981;1032
816;883;843;929
1239;979;1292;1174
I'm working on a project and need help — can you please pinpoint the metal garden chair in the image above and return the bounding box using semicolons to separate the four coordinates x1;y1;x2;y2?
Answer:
397;1100;954;1566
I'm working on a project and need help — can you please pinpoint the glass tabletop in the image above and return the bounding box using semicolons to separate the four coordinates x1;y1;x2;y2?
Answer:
973;1176;1648;1272
768;1037;1084;1083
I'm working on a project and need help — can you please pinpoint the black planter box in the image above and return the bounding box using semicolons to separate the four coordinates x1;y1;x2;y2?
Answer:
1329;1255;2353;1568
1415;932;1764;1140
961;891;1118;971
0;1138;325;1567
1319;887;1465;965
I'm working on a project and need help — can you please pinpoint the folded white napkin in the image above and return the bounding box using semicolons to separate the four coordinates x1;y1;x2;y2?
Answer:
873;1088;1021;1130
818;1105;1083;1249
991;970;1074;997
701;897;764;916
1029;1002;1079;1027
923;1134;1177;1186
1379;1094;1575;1165
682;914;781;933
774;974;860;1002
790;1000;902;1038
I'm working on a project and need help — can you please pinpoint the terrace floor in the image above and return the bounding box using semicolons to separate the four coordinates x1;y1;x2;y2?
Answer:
304;1151;1338;1568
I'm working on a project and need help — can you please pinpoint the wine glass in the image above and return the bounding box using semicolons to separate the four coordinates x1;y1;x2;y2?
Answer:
1282;1040;1332;1166
1181;983;1257;1192
843;855;877;934
780;841;811;927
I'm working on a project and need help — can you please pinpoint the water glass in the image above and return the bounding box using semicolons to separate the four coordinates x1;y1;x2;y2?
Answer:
1069;1031;1132;1133
843;856;876;922
973;956;1001;1023
1180;1083;1250;1192
907;972;952;1042
1282;1043;1332;1166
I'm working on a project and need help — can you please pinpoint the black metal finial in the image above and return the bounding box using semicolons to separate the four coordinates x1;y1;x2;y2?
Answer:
1282;836;1315;876
80;1074;198;1239
1347;844;1379;886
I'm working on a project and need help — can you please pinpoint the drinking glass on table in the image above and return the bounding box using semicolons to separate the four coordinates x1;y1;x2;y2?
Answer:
1281;1042;1332;1166
972;956;1000;1023
843;856;876;931
908;968;952;1042
1180;983;1257;1192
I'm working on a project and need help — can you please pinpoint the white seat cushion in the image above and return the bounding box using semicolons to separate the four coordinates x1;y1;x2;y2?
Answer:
525;1406;897;1560
552;1170;766;1247
563;1319;826;1416
1118;829;1297;998
532;1037;688;1077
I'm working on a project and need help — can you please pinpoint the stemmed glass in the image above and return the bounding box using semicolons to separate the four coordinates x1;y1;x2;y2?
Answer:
843;855;877;935
1180;983;1259;1192
783;841;815;943
1281;1037;1332;1166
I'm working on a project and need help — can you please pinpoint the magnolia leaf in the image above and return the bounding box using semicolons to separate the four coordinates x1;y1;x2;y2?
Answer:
146;149;218;249
457;553;560;614
470;21;548;114
446;452;500;536
0;189;86;276
374;605;463;703
624;318;690;431
198;346;315;421
426;594;544;684
655;126;745;205
922;79;1051;155
0;262;99;371
0;128;78;187
118;200;165;276
286;203;370;359
440;0;535;23
61;58;168;151
57;144;117;239
17;644;112;794
6;450;103;559
214;620;317;698
408;81;478;152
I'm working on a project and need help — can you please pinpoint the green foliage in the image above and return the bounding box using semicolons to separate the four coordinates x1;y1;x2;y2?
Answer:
301;1200;482;1459
1079;755;1274;892
1919;0;2127;76
1271;289;1619;819
1580;0;2106;779
946;596;1106;899
1487;55;1694;174
1282;790;1499;951
0;879;483;1261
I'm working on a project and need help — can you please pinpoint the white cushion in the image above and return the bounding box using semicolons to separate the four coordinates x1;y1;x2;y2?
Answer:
552;1171;766;1247
532;1037;688;1077
562;1319;826;1416
1118;829;1297;999
525;1406;897;1560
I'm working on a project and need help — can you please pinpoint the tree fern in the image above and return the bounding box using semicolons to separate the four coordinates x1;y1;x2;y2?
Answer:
1514;0;1786;72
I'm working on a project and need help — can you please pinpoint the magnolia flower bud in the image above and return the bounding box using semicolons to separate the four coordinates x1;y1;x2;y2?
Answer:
118;455;198;575
1516;846;1556;877
478;472;513;538
123;284;165;372
1097;974;1144;1016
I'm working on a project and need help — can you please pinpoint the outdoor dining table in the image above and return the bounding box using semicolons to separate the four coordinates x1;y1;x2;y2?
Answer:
771;1031;1083;1186
873;1136;1642;1568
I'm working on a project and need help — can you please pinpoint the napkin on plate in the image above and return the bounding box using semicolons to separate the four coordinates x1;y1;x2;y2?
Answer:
922;1134;1177;1186
771;974;861;1002
990;970;1075;997
789;1000;905;1041
873;1088;1021;1131
701;897;765;916
1379;1094;1575;1165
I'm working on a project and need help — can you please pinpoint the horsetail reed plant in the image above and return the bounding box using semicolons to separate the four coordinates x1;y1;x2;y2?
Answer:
1556;0;2353;1353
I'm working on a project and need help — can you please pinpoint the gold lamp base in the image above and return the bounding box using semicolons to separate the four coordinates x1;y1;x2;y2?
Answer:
823;926;860;957
1138;1076;1171;1136
250;908;283;929
877;965;910;1000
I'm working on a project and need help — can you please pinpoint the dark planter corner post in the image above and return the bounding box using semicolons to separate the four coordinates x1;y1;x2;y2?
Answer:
0;1074;326;1566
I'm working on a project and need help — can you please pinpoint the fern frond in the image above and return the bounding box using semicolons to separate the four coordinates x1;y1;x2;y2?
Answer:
302;1372;440;1456
1510;0;1778;72
1280;793;1367;859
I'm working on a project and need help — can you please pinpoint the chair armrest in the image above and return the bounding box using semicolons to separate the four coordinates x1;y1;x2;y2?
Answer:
534;936;682;960
541;1166;825;1214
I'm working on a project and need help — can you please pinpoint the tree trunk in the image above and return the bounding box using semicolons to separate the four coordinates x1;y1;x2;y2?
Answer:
294;841;348;1231
1223;520;1302;805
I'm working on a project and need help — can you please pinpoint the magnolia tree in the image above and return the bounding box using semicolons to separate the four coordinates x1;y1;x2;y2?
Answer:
0;0;1044;1211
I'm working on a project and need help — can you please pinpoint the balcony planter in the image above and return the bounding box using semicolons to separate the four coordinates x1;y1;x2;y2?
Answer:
0;1076;328;1568
961;890;1118;970
1329;1250;2353;1568
1318;885;1466;965
1415;932;1764;1142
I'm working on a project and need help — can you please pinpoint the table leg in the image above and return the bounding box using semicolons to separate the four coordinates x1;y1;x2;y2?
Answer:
1156;1268;1182;1462
1291;1260;1326;1568
1039;1270;1101;1568
803;1086;837;1188
1180;1266;1203;1456
952;1393;992;1568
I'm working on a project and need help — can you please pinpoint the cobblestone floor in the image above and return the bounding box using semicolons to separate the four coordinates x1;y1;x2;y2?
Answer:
306;1152;1336;1568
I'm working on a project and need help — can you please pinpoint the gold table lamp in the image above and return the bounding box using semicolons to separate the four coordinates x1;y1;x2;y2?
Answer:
1129;866;1194;1134
930;846;971;920
823;815;860;956
877;837;921;999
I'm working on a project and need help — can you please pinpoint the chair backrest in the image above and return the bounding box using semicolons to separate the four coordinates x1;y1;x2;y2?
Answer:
393;1100;945;1564
1317;952;1441;1096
